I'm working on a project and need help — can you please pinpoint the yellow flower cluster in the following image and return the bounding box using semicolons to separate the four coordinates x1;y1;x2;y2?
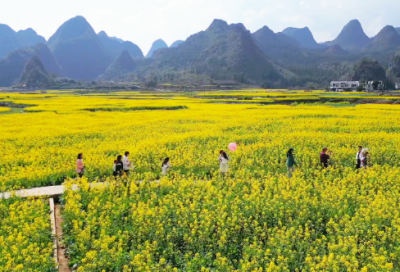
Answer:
62;167;400;271
0;198;56;272
0;107;10;112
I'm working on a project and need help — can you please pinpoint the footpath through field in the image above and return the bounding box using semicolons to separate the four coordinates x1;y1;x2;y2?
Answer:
0;180;157;272
0;184;84;199
0;180;156;199
0;185;73;199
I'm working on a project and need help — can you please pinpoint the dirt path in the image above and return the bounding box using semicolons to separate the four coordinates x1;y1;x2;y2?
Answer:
55;204;70;272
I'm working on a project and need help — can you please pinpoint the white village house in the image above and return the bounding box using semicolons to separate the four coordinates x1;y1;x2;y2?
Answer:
330;81;359;92
330;81;385;92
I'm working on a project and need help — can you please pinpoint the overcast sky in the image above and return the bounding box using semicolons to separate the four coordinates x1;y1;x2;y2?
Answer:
1;0;399;54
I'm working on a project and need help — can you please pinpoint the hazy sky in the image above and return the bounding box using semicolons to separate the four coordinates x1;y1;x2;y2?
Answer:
1;0;399;54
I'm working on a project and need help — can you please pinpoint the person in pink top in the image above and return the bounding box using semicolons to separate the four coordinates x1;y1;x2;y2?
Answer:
76;153;85;178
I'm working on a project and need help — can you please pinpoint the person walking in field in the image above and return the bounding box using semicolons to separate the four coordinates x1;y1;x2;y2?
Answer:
360;148;370;169
286;148;296;178
112;160;117;175
162;157;171;175
356;146;362;169
123;151;132;176
219;150;230;175
76;153;85;178
320;147;331;169
113;155;124;177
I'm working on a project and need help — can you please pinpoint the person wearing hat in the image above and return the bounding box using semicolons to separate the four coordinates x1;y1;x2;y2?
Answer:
286;148;297;178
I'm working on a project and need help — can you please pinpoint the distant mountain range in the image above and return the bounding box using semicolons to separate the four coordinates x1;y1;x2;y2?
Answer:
363;26;400;53
170;40;184;48
282;27;322;49
325;20;371;51
18;56;51;88
99;50;137;81
1;16;400;88
0;43;62;87
252;26;301;65
47;16;112;80
146;39;168;58
0;24;46;58
132;19;289;86
97;31;143;60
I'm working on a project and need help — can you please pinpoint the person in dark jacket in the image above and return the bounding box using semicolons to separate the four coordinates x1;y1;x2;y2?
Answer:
356;146;362;169
320;147;331;169
113;155;124;177
287;148;296;178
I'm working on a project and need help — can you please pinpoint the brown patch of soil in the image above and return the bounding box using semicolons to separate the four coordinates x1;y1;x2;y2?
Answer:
55;204;70;272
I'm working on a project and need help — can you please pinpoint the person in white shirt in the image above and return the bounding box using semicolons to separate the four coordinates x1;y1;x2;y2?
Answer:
356;146;362;169
162;157;171;175
122;151;132;176
218;150;229;175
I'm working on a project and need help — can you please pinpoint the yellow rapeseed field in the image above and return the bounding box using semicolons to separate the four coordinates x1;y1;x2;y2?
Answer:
1;90;400;271
1;91;400;191
0;197;56;272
